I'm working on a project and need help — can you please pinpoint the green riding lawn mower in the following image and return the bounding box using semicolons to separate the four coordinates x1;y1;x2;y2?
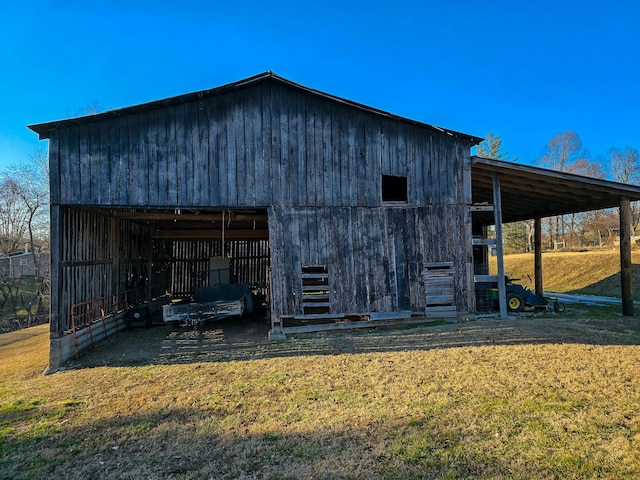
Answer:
500;275;566;313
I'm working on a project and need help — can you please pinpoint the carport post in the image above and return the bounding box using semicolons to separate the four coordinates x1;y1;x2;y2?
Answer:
534;215;543;296
620;195;634;316
493;173;508;319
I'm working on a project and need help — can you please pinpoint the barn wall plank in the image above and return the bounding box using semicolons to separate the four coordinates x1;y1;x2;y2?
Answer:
338;106;350;205
79;123;91;204
295;92;306;207
165;106;178;205
365;114;379;206
232;92;245;207
269;86;283;205
113;116;128;205
56;129;69;204
96;120;111;205
147;108;161;206
319;99;330;206
407;125;420;204
287;90;301;206
195;99;209;207
48;134;61;205
175;103;191;206
396;121;407;177
138;112;150;206
215;96;229;206
207;97;220;205
245;87;260;206
258;84;271;206
106;119;119;205
416;127;430;205
304;100;317;205
126;115;141;206
354;112;366;206
84;123;100;204
65;126;81;204
267;206;283;315
280;87;292;206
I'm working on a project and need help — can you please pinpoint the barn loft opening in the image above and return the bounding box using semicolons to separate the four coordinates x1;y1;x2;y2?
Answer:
382;175;408;202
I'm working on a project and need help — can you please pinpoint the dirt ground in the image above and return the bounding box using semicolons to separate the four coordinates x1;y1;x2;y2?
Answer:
63;305;640;370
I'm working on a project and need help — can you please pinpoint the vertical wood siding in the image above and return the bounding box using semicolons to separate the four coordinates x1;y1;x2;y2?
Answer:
268;205;473;317
167;239;269;297
54;82;470;209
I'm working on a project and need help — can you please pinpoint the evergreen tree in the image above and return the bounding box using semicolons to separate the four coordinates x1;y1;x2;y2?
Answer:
476;133;518;162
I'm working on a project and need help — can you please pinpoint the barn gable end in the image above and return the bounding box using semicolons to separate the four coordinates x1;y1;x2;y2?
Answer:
44;78;475;209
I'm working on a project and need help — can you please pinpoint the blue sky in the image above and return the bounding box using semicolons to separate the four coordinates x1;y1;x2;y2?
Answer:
1;1;639;175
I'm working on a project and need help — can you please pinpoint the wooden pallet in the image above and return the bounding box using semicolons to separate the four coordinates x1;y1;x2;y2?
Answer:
421;262;457;318
301;265;330;316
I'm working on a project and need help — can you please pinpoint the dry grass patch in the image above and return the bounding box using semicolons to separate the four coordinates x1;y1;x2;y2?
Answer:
2;317;640;479
492;249;640;297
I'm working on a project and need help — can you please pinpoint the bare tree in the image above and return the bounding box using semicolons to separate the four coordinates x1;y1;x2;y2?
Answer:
2;164;49;264
610;147;640;184
0;177;29;254
538;131;587;172
610;147;640;228
562;159;606;243
538;131;590;248
564;158;605;179
0;153;50;329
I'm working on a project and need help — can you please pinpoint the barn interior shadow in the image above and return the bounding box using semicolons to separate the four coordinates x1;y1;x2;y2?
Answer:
65;307;640;370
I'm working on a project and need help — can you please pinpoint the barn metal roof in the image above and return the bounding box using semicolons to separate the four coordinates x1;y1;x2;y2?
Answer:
472;156;640;224
28;71;483;144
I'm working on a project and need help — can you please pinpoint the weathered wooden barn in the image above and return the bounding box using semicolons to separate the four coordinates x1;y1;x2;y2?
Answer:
29;72;640;370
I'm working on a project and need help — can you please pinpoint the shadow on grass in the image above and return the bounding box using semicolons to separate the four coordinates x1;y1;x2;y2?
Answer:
0;403;621;480
569;264;640;299
66;304;640;370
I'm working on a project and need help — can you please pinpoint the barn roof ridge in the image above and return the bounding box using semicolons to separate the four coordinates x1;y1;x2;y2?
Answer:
28;71;483;144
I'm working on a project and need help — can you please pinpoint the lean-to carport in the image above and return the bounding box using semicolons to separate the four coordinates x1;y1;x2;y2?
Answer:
471;156;640;317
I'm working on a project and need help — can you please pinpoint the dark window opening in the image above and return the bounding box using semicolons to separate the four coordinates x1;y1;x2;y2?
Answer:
382;175;408;202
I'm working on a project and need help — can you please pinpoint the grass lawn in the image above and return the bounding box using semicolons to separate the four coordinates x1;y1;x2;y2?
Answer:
494;249;640;299
2;309;640;479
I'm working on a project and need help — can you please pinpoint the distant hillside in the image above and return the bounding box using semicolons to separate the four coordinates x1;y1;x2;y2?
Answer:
490;249;640;299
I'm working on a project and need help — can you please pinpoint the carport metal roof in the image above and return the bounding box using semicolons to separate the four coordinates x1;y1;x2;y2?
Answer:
471;156;640;224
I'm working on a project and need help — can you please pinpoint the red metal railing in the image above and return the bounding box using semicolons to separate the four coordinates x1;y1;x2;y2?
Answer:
70;287;146;358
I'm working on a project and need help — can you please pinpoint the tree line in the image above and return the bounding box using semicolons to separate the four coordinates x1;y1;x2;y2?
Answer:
477;131;640;253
